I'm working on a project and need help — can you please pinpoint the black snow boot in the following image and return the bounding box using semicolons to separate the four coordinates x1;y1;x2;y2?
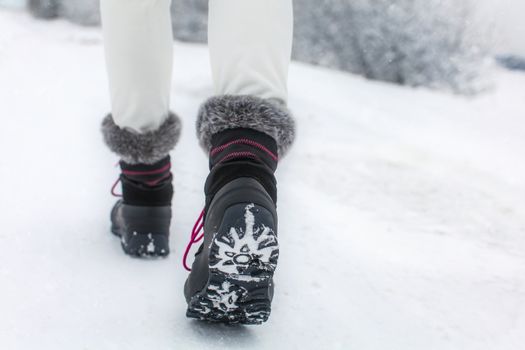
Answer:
184;128;279;324
183;95;295;325
101;113;182;258
184;127;282;324
110;156;173;257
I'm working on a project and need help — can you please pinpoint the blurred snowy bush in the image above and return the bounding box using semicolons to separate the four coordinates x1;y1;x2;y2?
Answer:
27;0;208;41
496;55;525;71
28;0;99;25
25;0;493;94
294;0;493;94
61;0;100;25
28;0;58;19
170;0;208;43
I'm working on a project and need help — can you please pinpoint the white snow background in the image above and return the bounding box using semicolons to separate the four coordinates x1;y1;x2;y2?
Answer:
0;8;524;350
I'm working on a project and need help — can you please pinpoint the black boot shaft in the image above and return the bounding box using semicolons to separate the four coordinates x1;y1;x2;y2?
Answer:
204;128;278;211
119;156;174;207
110;156;173;257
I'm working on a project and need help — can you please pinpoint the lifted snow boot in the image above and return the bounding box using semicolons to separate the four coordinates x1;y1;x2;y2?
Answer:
184;128;281;324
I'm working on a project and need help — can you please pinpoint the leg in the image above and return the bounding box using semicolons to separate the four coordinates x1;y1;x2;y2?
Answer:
99;0;181;257
208;0;293;102
185;0;295;324
100;0;174;133
197;0;295;156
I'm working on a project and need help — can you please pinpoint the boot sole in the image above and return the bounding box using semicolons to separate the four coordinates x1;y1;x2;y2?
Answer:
186;203;279;324
110;200;171;258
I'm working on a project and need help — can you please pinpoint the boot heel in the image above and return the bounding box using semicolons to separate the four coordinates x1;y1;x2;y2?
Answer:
187;203;279;324
111;200;171;258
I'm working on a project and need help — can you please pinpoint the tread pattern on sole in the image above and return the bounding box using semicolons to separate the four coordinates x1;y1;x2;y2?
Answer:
187;204;279;324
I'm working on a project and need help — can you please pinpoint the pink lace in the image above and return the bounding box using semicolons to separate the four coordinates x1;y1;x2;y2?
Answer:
183;146;265;271
111;162;123;197
110;161;172;198
183;209;205;271
122;162;171;176
111;178;123;197
218;151;259;164
210;138;278;162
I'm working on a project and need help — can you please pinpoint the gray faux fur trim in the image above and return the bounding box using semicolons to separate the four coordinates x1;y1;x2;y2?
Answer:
101;113;182;165
196;95;296;157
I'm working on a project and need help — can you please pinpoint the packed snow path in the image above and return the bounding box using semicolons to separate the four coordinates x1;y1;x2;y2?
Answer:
0;10;524;350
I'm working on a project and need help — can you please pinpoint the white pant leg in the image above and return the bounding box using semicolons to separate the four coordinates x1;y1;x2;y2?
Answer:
208;0;294;103
100;0;173;133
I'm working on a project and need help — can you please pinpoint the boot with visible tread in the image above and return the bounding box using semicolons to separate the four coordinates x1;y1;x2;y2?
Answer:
184;129;280;324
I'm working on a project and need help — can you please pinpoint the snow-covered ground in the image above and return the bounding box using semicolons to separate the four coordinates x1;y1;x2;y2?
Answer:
1;9;524;350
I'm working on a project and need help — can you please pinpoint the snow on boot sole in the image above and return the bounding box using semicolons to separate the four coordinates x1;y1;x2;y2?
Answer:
110;200;171;258
186;203;279;324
